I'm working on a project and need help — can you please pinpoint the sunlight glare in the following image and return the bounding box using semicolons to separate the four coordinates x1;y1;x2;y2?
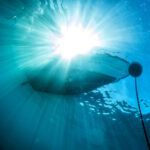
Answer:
56;24;100;59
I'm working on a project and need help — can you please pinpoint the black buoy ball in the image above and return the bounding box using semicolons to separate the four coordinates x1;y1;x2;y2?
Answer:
128;62;142;77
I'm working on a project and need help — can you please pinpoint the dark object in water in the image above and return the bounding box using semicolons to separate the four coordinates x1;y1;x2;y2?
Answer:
129;63;150;150
128;62;142;77
24;53;129;94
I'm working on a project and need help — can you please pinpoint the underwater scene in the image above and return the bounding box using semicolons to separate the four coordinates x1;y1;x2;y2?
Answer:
0;0;150;150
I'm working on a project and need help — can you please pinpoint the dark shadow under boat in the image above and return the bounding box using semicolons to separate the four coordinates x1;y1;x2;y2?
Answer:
23;53;129;94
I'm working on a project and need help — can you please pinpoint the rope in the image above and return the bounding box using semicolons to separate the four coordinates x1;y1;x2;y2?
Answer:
135;78;150;150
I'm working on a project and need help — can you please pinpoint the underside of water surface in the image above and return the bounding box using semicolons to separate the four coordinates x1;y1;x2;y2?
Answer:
0;0;150;150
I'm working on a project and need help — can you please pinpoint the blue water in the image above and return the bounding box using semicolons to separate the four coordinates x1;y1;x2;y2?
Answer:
0;0;150;150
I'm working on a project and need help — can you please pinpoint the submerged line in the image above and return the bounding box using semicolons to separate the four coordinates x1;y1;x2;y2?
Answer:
135;78;150;150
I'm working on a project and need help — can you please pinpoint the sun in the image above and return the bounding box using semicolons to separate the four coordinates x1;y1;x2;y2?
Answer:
55;24;100;59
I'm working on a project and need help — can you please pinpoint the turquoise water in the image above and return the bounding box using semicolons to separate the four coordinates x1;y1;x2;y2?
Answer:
0;0;150;150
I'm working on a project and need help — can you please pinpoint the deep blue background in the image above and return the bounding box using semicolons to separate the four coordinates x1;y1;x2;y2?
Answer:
0;0;150;150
